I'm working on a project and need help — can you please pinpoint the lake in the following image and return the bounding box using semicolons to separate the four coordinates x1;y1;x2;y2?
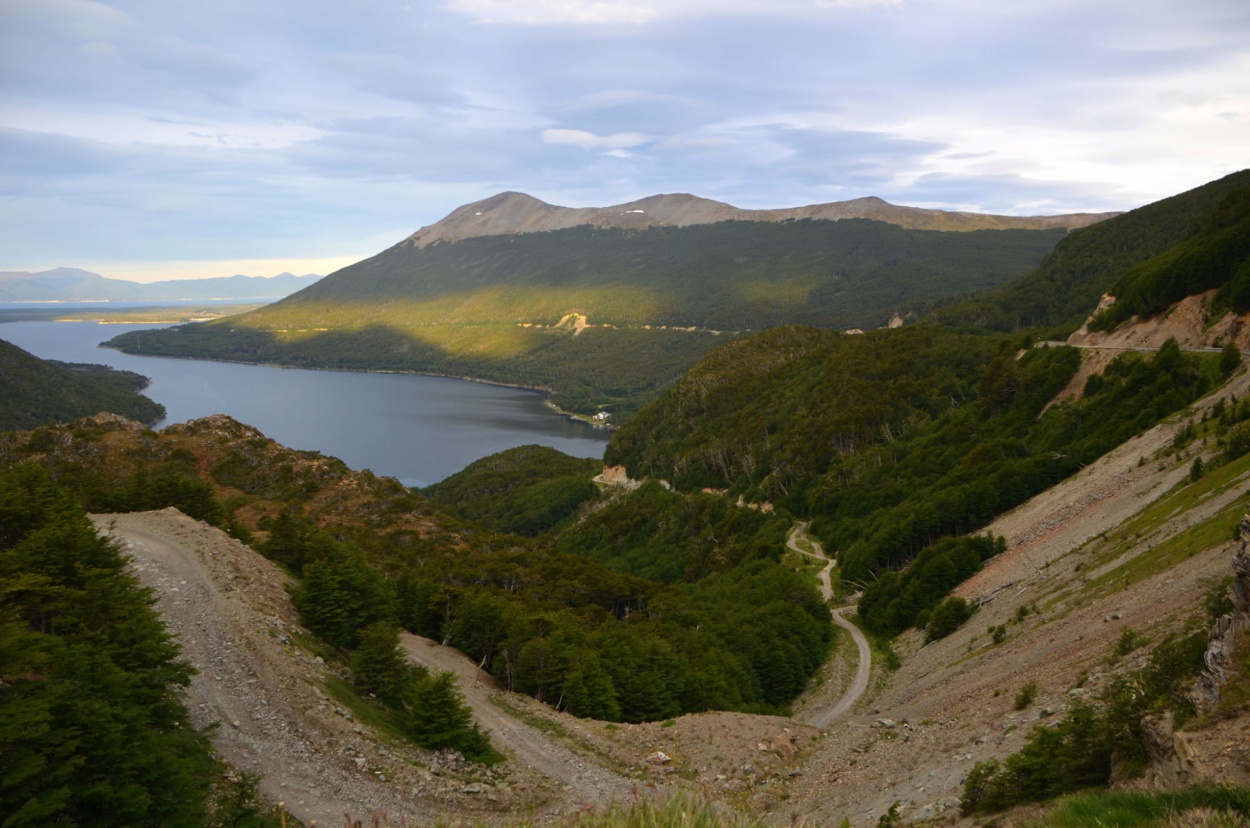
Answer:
0;320;608;487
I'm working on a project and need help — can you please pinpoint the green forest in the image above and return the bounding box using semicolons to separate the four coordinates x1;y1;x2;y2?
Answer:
0;414;833;724
0;338;165;431
0;465;217;825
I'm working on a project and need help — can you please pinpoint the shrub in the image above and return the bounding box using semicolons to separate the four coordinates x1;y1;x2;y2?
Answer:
1014;680;1039;710
926;596;974;642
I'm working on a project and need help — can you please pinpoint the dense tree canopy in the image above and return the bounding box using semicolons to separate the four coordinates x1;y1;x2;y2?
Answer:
0;464;216;826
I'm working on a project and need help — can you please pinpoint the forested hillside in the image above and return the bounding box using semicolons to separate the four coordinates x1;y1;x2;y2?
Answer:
931;169;1250;333
0;337;165;430
1091;180;1250;330
423;444;601;536
105;219;1066;416
608;326;1230;633
0;414;832;723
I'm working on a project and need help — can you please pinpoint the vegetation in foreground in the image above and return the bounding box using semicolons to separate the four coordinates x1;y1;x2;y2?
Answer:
961;577;1238;816
0;464;284;827
1017;787;1250;828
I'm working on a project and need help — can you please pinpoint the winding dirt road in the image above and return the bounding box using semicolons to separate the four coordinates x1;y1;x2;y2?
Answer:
398;634;639;807
92;509;639;826
786;523;872;728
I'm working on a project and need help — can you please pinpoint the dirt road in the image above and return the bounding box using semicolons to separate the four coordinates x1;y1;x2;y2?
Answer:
92;510;424;827
398;634;639;807
786;523;872;728
92;509;642;825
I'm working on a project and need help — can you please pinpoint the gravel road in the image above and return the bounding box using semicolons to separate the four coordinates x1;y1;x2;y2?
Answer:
786;523;872;728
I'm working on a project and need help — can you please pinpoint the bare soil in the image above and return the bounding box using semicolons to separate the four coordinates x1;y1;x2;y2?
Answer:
778;363;1250;826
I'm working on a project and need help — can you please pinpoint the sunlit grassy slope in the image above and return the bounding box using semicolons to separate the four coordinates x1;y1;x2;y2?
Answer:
105;218;1064;417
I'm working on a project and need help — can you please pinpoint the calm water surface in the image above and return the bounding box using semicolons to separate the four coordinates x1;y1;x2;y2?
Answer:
1;321;608;487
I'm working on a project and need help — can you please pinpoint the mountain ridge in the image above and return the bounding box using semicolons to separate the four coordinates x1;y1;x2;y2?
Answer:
0;268;322;302
404;190;1117;248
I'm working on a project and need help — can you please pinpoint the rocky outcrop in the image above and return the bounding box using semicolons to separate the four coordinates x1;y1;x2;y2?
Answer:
1196;509;1250;710
1139;711;1199;788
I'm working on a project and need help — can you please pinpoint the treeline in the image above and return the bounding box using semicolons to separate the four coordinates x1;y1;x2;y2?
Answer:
0;338;165;430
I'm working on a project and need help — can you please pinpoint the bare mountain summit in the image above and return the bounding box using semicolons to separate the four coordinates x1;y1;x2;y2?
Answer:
404;191;1117;248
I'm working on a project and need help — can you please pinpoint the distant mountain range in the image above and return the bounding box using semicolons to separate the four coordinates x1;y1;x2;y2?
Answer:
404;191;1116;248
0;268;322;302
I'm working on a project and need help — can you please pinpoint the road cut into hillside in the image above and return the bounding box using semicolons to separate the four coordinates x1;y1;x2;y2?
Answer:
90;508;643;827
787;523;873;729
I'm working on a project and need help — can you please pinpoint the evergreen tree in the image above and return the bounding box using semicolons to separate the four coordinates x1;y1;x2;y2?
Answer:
405;671;493;762
560;659;621;721
351;622;419;708
1221;341;1243;377
0;464;216;826
292;548;394;648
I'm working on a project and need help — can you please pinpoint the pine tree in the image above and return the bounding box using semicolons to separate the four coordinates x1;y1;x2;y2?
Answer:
351;622;418;708
405;671;492;762
0;464;216;826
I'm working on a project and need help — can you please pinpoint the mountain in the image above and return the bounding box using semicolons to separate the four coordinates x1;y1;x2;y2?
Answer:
0;337;164;429
404;190;1114;248
0;268;322;302
104;199;1080;417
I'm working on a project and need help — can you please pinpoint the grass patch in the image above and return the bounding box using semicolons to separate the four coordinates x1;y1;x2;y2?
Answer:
1020;786;1250;827
489;694;570;740
321;674;412;746
1082;495;1246;600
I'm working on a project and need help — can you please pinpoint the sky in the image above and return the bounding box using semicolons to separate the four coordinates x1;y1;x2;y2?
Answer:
2;0;1248;282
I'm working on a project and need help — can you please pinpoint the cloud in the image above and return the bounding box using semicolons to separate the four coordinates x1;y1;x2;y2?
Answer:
541;128;653;150
447;0;660;26
813;0;903;8
445;0;907;26
3;0;1248;274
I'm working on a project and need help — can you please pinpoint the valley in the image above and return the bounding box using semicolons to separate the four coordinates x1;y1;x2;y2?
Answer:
77;355;1250;825
3;171;1249;828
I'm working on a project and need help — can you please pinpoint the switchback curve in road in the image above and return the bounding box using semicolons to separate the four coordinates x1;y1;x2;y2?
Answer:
787;523;872;729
